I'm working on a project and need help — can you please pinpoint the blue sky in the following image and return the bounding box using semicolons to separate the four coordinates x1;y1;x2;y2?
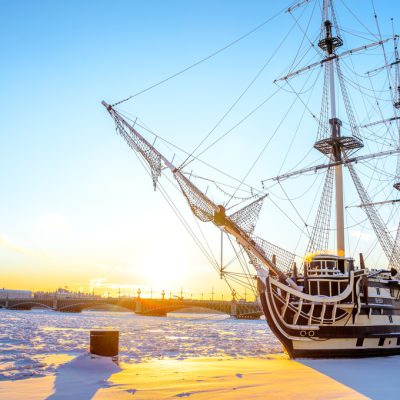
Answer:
0;0;398;296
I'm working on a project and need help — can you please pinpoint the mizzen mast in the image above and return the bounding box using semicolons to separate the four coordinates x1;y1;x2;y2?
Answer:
365;32;400;190
394;33;400;110
392;33;400;190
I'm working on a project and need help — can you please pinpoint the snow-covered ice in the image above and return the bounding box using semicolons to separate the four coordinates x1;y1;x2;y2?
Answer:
302;357;400;400
0;308;280;380
2;308;399;399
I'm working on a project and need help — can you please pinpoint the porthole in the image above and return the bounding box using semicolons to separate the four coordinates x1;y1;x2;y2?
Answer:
300;330;307;337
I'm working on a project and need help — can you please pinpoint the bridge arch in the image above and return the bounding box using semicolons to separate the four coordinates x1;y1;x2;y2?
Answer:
137;300;234;317
82;303;135;313
7;301;54;311
168;306;228;314
56;300;136;313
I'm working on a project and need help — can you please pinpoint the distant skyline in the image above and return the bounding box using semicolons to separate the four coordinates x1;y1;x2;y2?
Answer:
1;0;398;297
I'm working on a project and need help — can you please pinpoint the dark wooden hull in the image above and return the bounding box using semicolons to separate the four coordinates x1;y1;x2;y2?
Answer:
258;274;400;358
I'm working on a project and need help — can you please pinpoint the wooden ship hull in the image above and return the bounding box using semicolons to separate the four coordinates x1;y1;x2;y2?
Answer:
258;268;400;358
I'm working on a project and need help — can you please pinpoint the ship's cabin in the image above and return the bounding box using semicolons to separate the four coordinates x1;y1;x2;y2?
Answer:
300;254;356;296
305;254;355;277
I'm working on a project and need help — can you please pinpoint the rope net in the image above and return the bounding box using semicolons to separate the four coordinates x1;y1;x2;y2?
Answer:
112;114;161;190
306;166;334;255
229;195;266;235
245;235;296;275
391;222;400;269
316;63;330;142
336;60;362;143
175;174;215;222
346;156;400;271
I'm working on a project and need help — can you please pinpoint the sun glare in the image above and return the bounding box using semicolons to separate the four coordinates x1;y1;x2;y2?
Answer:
136;240;188;290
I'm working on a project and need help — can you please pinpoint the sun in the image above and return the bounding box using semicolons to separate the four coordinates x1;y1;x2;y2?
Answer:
135;239;188;291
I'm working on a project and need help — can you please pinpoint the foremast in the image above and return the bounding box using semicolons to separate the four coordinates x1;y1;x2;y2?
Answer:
101;101;300;290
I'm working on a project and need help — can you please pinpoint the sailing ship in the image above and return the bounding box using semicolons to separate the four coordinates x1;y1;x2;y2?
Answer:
102;0;400;357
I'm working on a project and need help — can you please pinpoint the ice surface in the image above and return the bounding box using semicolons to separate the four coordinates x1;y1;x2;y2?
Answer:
302;357;400;400
0;308;280;380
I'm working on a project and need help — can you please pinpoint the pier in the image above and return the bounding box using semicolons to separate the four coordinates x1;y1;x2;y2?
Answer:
0;297;263;319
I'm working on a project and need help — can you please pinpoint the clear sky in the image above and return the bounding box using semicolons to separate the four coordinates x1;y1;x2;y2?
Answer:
1;0;398;298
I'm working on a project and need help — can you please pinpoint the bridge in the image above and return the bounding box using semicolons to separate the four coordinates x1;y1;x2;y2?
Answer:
0;297;263;319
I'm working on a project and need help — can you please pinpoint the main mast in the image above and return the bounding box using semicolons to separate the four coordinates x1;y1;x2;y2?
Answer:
314;0;362;257
327;0;344;256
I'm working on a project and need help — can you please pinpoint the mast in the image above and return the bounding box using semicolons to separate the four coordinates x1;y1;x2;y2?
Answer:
393;33;400;189
311;0;363;257
394;34;400;109
319;0;344;256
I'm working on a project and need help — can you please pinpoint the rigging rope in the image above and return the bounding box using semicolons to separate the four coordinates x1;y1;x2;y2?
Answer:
371;0;396;104
338;0;379;41
289;0;321;58
226;62;321;215
129;145;221;275
336;60;362;142
178;14;301;171
278;181;311;237
111;6;288;107
346;154;400;269
115;109;264;195
306;166;334;254
184;85;281;166
226;235;257;296
224;72;316;208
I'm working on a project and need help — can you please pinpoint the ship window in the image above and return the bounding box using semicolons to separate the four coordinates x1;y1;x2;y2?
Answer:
390;289;394;297
389;315;393;323
376;288;381;295
326;261;336;268
310;261;320;269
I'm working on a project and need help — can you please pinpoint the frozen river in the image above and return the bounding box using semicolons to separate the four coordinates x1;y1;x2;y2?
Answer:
0;308;280;381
